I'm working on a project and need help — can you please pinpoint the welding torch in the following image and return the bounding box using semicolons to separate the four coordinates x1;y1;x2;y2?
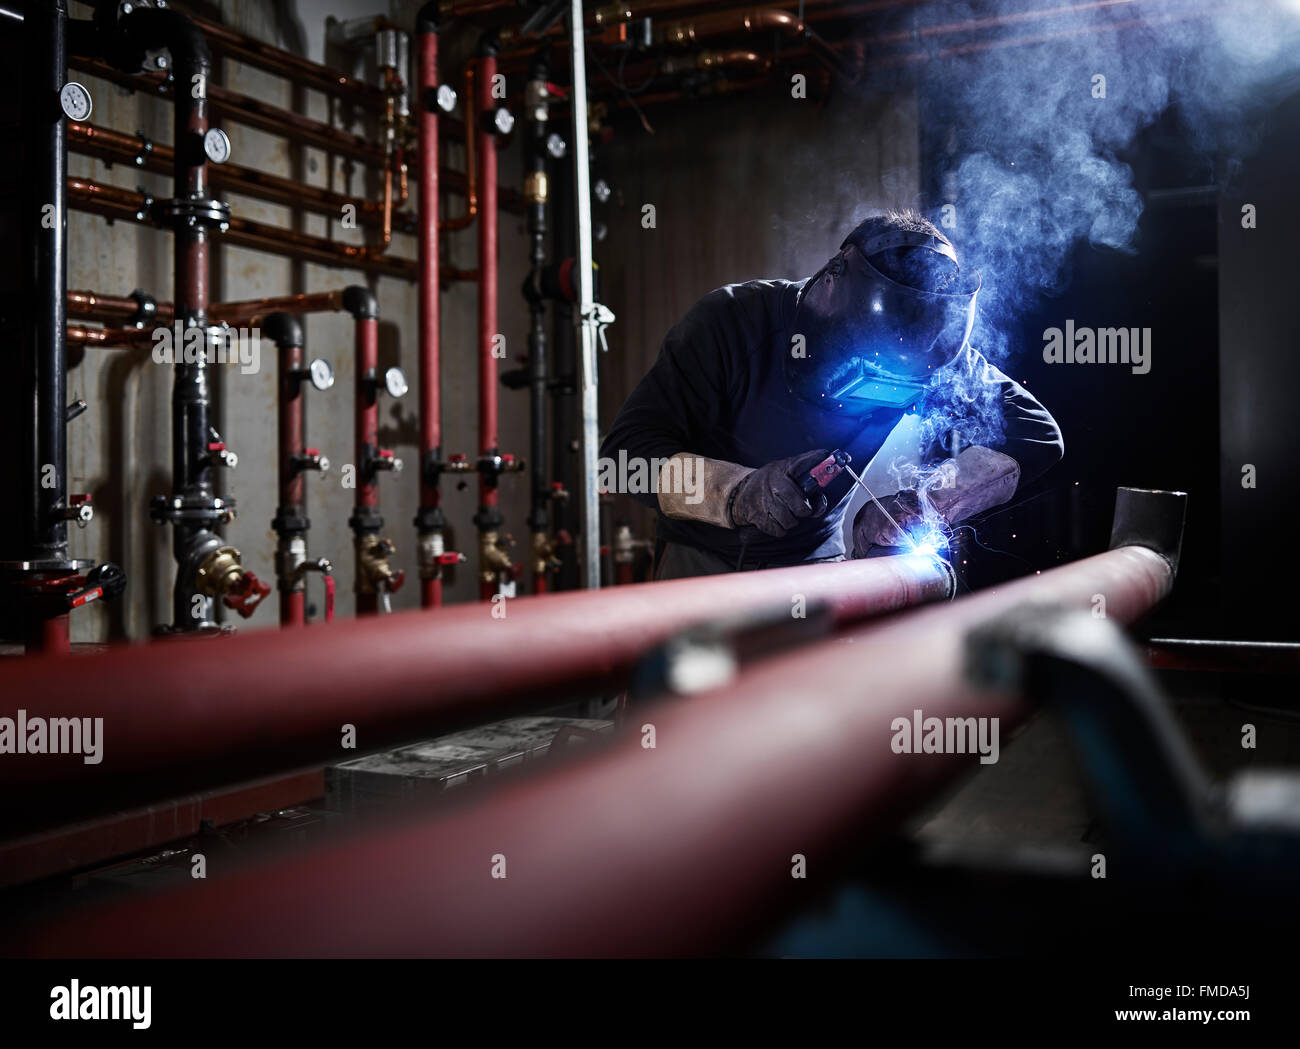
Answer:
800;449;915;550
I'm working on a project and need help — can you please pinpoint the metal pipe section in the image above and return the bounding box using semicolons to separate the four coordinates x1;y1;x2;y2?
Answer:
101;4;266;632
0;555;954;832
473;39;518;601
524;52;557;595
266;314;332;627
8;542;1173;957
569;1;602;591
0;0;78;653
415;5;452;609
345;287;405;616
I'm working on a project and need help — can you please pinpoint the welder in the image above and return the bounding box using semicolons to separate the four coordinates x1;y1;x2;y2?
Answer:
601;210;1064;579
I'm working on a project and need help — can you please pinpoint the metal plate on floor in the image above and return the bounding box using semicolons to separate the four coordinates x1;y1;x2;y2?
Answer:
325;716;612;813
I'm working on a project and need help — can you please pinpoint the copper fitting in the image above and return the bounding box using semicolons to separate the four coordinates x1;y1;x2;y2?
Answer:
531;530;562;576
356;534;404;595
479;530;514;586
195;546;251;599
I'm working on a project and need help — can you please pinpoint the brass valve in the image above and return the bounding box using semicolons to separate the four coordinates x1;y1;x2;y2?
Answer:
531;530;562;576
356;534;405;595
195;545;270;618
479;529;514;586
195;545;249;598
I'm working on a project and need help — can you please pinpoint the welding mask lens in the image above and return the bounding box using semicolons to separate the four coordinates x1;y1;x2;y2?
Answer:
786;246;979;414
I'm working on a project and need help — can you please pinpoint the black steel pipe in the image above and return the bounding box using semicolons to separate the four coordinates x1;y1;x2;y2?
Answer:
524;51;552;592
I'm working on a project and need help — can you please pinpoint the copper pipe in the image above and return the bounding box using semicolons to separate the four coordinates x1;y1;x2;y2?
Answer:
67;289;174;325
441;62;478;232
65;324;157;349
657;9;854;80
68;121;414;232
71;57;386;167
211;291;346;327
189;13;385;110
66;177;479;282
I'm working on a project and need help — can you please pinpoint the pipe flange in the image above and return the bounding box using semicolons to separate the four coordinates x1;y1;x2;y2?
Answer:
150;493;236;526
156;196;232;232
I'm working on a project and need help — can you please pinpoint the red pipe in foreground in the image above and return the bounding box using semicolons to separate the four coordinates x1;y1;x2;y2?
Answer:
0;555;952;832
8;544;1172;957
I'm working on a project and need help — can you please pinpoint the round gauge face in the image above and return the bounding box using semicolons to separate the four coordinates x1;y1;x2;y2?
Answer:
203;128;232;164
493;107;516;136
546;133;567;159
59;82;93;122
384;367;408;399
309;358;335;391
436;84;458;113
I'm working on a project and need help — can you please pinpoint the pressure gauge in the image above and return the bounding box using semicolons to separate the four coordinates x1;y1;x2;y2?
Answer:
59;82;93;122
308;358;335;391
435;84;458;113
491;107;515;136
203;128;232;164
384;366;408;399
545;133;567;159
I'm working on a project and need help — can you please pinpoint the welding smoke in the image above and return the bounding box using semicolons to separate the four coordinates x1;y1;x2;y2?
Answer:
863;0;1300;496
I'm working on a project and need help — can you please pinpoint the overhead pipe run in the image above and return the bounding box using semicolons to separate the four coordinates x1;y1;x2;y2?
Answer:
0;554;954;833
264;314;335;628
3;492;1184;956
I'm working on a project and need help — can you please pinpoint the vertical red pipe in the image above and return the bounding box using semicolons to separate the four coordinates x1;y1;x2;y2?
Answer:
477;45;500;603
25;612;70;655
279;340;305;627
356;314;380;617
417;10;443;609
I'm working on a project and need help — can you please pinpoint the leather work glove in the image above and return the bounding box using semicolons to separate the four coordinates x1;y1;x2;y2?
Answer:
852;445;1020;557
726;449;832;538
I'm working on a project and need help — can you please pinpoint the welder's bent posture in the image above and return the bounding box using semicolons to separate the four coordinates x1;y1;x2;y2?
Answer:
602;211;1064;579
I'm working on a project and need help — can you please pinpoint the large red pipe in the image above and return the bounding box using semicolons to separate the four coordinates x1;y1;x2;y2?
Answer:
477;44;501;602
0;555;952;833
417;10;444;609
8;544;1172;957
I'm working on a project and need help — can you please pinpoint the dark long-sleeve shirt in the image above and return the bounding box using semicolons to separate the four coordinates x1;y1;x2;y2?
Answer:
601;278;1064;566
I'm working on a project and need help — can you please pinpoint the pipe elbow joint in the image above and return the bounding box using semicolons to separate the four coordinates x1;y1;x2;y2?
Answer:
116;6;210;75
261;311;303;350
341;285;379;321
416;2;441;34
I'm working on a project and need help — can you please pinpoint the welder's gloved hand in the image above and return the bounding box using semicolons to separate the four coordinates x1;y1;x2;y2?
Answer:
726;449;832;538
851;445;1021;557
852;491;924;554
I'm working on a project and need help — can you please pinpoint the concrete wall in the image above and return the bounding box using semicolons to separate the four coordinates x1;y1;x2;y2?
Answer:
596;85;922;545
65;1;919;639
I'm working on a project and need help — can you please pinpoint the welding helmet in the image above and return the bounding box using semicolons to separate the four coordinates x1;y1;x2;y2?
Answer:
786;221;980;415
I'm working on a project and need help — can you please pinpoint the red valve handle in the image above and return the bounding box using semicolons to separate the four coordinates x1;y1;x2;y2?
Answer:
379;449;395;459
70;493;92;505
502;454;515;464
305;447;321;457
387;569;406;594
207;442;226;452
435;552;461;565
223;570;271;618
